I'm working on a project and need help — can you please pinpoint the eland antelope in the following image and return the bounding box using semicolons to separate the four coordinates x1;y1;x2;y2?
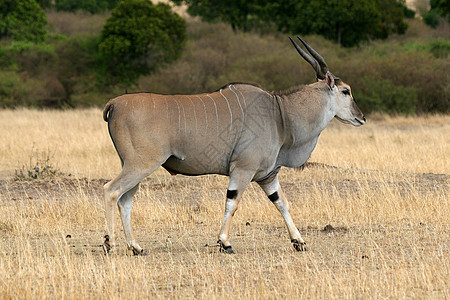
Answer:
102;37;365;255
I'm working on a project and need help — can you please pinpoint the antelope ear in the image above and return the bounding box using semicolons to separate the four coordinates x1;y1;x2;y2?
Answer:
326;71;335;90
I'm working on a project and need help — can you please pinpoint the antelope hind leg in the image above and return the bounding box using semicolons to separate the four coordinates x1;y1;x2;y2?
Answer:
117;184;150;255
103;165;158;255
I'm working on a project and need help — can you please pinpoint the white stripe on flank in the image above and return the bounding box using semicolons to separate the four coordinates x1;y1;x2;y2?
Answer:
230;85;245;137
206;94;219;135
220;88;233;133
234;86;247;114
196;95;208;131
165;97;169;120
229;85;244;122
173;98;181;132
180;101;187;135
187;96;198;134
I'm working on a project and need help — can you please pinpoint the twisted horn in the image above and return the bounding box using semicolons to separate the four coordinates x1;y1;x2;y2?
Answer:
289;36;330;80
289;37;321;79
296;36;329;79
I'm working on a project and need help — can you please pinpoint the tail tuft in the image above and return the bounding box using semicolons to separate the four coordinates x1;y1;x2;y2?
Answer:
103;103;114;122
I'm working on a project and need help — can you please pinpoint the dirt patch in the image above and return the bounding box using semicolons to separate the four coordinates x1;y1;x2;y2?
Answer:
1;165;448;202
320;224;349;233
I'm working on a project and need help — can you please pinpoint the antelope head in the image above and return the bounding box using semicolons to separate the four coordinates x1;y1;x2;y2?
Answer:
289;36;366;126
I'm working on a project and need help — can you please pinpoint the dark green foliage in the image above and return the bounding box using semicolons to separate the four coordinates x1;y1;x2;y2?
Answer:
0;0;47;43
422;10;440;28
284;0;381;47
423;0;450;28
271;0;410;46
98;0;186;84
174;0;410;47
37;0;52;8
371;0;410;40
172;0;268;32
431;0;450;21
55;0;119;13
402;4;416;19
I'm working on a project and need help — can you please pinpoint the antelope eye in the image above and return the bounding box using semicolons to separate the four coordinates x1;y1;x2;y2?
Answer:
342;89;350;96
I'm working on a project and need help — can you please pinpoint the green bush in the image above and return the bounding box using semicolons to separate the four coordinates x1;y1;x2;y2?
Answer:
358;77;418;114
0;71;45;107
429;38;450;58
422;10;440;28
0;41;56;75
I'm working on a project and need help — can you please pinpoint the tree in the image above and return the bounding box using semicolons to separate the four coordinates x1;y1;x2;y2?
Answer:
54;0;119;13
264;0;410;46
281;0;381;47
98;0;186;84
0;0;47;43
171;0;268;31
423;0;450;28
37;0;52;8
371;0;411;40
174;0;411;47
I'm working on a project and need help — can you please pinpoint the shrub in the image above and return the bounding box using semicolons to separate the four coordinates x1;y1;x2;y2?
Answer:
1;41;56;75
428;38;450;58
359;77;418;114
0;71;45;107
422;10;440;28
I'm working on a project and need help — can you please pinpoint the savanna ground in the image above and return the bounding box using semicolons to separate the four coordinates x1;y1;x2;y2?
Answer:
0;109;448;298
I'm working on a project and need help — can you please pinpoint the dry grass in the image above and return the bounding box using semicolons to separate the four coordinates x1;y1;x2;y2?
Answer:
0;109;448;299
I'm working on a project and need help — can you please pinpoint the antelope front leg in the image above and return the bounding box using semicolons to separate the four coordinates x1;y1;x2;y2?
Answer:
258;176;307;251
218;171;252;254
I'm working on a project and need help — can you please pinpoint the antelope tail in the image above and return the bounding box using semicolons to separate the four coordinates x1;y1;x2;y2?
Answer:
103;103;114;122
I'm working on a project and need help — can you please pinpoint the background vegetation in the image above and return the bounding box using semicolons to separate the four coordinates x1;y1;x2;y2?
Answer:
0;0;448;114
173;0;415;47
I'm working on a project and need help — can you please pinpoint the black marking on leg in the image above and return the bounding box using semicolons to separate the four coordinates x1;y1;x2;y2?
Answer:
218;240;235;254
129;245;150;256
268;191;279;202
291;239;307;252
103;235;112;254
227;189;238;199
132;248;149;256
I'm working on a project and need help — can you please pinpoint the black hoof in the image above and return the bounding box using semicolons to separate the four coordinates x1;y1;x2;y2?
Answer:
291;239;307;251
103;235;112;254
218;241;235;254
131;248;150;256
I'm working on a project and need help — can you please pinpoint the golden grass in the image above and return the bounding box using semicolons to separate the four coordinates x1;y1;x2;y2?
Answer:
0;109;448;299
